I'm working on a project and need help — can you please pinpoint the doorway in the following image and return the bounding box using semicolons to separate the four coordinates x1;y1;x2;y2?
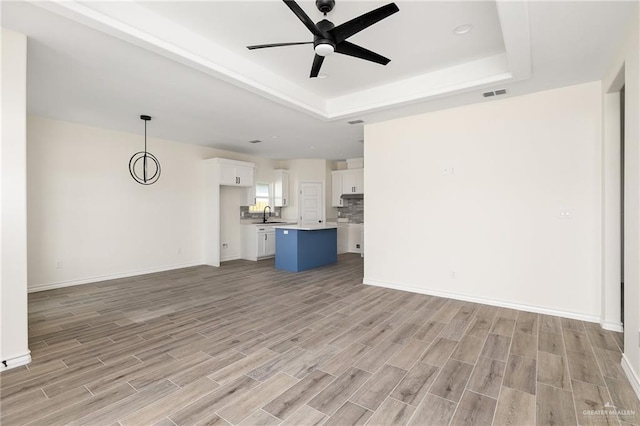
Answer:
299;182;324;226
602;67;625;332
620;84;625;327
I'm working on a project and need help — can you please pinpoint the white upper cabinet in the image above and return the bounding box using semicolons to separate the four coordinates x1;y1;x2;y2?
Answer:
273;169;289;207
341;169;363;194
331;171;343;207
215;158;255;187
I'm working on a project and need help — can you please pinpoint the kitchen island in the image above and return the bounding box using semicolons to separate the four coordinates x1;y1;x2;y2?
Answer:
274;224;338;272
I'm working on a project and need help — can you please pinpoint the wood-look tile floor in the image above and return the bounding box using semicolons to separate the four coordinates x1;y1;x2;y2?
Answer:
2;254;639;425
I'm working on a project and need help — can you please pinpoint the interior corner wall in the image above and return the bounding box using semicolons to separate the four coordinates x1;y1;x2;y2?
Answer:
364;81;603;321
603;2;640;395
1;29;30;368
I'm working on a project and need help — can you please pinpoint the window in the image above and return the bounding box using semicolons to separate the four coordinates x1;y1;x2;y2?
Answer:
249;183;270;212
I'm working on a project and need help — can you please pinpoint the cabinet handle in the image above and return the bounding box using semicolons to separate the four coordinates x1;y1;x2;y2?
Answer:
265;234;267;241
283;198;286;206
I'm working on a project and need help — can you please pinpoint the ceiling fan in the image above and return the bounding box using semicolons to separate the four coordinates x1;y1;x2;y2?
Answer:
247;0;399;78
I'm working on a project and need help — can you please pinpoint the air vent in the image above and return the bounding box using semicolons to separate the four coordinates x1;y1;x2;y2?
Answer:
248;139;262;144
483;89;507;98
348;119;365;125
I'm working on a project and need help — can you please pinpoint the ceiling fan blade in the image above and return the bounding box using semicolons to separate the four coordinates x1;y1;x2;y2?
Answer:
335;41;390;65
283;0;324;38
247;41;313;50
310;54;325;78
328;3;399;44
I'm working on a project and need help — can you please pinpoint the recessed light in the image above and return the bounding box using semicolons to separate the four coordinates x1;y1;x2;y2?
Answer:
310;146;316;150
453;24;473;35
317;73;329;79
271;135;279;139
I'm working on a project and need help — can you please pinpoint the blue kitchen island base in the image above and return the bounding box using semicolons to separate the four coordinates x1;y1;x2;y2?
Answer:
275;226;337;272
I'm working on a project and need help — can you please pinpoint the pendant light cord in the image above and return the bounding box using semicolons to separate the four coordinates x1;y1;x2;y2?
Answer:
144;119;147;154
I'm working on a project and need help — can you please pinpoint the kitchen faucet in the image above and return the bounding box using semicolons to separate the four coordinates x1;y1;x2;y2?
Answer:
263;205;271;223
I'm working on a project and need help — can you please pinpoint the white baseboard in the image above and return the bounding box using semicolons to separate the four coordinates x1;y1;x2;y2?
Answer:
28;261;203;293
363;278;601;324
221;255;241;262
601;321;624;332
621;354;640;401
1;352;31;371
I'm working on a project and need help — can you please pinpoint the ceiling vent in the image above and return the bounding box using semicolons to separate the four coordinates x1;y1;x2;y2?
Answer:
483;89;507;98
248;139;262;144
348;119;365;125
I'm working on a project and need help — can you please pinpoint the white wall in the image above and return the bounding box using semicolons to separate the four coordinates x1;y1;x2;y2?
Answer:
364;82;603;321
26;117;274;290
1;29;30;369
603;2;640;396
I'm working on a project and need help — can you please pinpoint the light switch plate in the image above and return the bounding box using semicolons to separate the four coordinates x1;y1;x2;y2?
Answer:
559;210;572;219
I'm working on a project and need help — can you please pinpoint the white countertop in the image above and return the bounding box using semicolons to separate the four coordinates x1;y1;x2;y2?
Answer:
241;221;297;226
274;224;338;231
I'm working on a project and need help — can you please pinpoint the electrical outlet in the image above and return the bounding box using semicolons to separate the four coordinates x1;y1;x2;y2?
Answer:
450;271;456;279
55;261;62;269
442;167;455;175
222;243;228;249
177;247;182;254
356;244;360;249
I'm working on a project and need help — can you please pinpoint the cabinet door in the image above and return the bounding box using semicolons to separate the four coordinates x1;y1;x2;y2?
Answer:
353;169;364;194
281;172;289;206
332;172;344;207
337;225;349;254
340;170;364;194
244;185;256;206
235;165;254;187
219;163;238;185
342;170;362;194
274;170;289;207
265;232;276;256
257;230;267;258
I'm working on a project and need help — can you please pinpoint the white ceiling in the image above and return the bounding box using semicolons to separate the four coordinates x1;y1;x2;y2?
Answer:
1;1;635;160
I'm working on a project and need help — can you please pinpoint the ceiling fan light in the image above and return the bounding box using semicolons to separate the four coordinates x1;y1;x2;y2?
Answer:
314;43;334;57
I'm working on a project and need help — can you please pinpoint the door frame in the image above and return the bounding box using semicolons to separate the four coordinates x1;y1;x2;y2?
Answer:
601;65;625;332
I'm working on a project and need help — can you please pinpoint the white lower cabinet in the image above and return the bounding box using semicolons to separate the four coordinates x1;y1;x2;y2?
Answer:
347;224;363;254
241;225;276;260
337;223;349;254
258;229;276;258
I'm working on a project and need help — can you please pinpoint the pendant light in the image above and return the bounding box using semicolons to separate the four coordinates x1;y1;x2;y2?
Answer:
129;115;161;185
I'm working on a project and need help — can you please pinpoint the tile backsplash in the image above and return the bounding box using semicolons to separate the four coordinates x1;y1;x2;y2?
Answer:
239;206;282;220
338;197;364;223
